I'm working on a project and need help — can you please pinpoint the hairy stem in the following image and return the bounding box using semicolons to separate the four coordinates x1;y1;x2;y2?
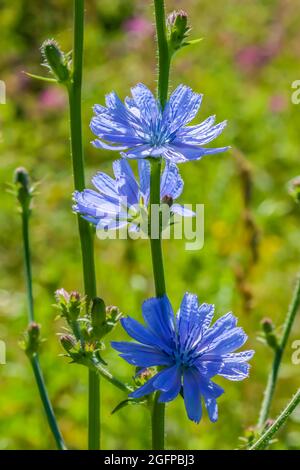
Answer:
149;0;171;451
258;275;300;428
251;389;300;450
68;0;100;450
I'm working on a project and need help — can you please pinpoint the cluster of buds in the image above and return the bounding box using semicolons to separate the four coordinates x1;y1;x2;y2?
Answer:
41;39;71;84
55;289;122;366
55;288;85;322
21;322;42;358
261;318;278;351
167;10;201;56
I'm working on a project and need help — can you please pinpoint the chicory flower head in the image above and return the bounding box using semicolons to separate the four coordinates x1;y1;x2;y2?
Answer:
112;293;254;423
90;83;228;163
73;159;193;233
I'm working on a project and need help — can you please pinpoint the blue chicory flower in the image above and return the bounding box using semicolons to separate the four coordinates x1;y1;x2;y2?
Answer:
112;293;254;423
90;83;228;163
73;159;193;233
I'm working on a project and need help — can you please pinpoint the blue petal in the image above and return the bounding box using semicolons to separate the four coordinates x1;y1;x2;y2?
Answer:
142;295;175;348
222;350;255;363
113;159;139;206
153;365;181;392
183;367;202;423
120;317;173;353
195;359;224;378
177;292;199;344
199;380;223;423
163;85;202;133
122;145;153;160
130;83;160;126
218;362;250;381
111;341;172;367
165;142;228;162
92;172;119;198
157;366;182;402
130;374;158;399
160;162;183;200
177;115;216;138
178;121;228;146
202;313;238;345
206;328;248;355
171;204;195;217
138;159;151;202
92;138;129;151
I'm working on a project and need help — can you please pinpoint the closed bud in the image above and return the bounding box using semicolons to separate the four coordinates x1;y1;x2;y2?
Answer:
60;334;76;353
261;317;274;334
261;318;278;350
55;288;85;322
167;10;190;53
14;167;32;212
91;297;106;337
41;39;70;83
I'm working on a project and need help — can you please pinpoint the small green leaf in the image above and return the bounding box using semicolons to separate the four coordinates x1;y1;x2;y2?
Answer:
182;38;203;47
24;72;57;83
111;398;146;415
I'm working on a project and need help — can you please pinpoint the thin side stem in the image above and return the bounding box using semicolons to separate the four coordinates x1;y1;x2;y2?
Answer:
149;0;171;451
258;275;300;428
69;0;100;450
21;210;66;450
31;356;67;450
251;389;300;450
90;357;133;394
22;212;34;322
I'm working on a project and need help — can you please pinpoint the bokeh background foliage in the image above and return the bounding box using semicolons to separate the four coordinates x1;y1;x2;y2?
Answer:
1;0;300;450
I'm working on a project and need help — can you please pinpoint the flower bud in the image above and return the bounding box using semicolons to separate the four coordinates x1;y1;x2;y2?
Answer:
261;318;278;350
91;297;106;337
55;288;85;322
167;10;190;53
60;334;76;353
41;39;70;83
14;167;32;212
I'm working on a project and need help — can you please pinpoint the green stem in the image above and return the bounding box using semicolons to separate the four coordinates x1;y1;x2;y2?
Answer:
251;389;300;450
31;356;67;450
258;275;300;428
69;0;100;450
21;210;66;450
154;0;170;107
22;211;34;322
150;159;166;297
149;0;171;451
151;391;166;450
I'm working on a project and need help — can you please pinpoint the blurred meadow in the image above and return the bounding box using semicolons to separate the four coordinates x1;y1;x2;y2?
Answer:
1;0;300;450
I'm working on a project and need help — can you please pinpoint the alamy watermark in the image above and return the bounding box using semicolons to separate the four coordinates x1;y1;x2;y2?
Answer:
95;202;204;251
291;340;300;365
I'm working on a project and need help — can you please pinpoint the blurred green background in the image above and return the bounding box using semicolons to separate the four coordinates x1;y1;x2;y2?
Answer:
1;0;300;450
